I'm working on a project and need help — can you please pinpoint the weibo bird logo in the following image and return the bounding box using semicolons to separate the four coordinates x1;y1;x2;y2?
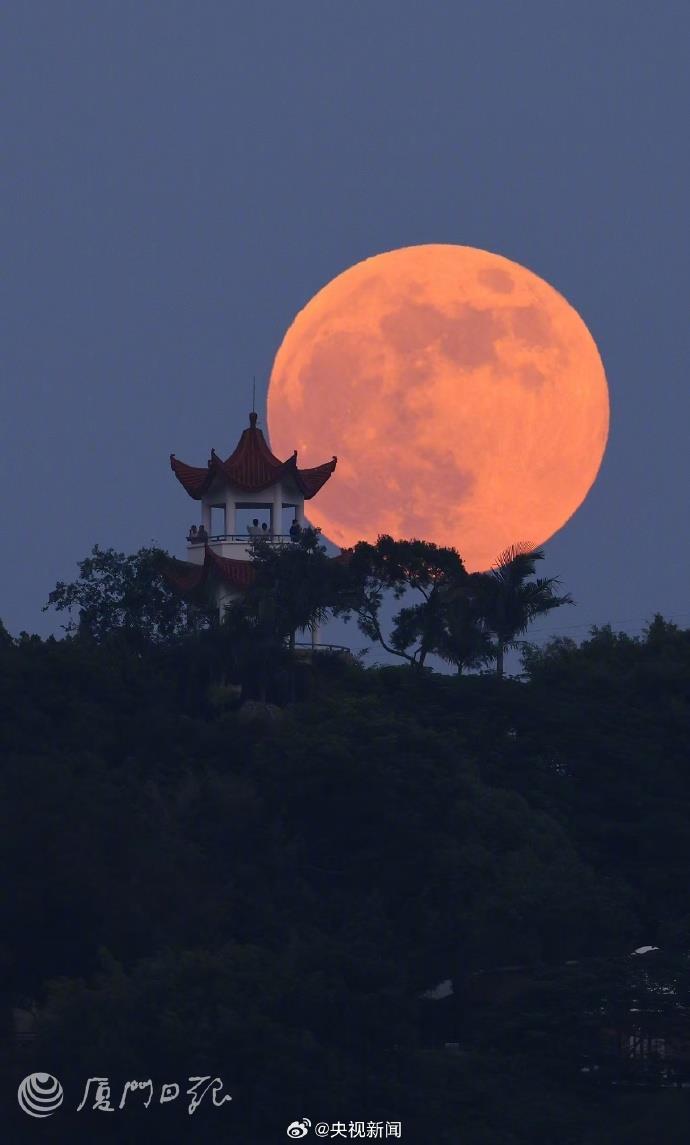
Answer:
286;1118;312;1138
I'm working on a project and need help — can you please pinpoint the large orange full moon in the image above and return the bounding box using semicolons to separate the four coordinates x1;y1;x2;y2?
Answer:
267;245;609;570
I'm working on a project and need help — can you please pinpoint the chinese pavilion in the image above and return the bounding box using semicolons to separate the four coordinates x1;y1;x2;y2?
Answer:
165;411;337;616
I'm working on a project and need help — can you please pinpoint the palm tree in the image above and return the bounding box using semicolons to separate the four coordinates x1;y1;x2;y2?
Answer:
478;544;573;678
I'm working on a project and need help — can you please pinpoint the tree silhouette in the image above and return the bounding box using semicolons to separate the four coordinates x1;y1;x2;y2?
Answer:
342;535;467;667
434;574;495;674
44;544;213;644
476;544;573;677
243;528;346;698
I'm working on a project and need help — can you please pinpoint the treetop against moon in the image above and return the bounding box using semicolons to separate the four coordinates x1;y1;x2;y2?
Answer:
268;244;609;571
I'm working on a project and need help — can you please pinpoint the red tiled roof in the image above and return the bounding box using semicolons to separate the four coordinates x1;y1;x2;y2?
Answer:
163;547;257;595
170;412;337;499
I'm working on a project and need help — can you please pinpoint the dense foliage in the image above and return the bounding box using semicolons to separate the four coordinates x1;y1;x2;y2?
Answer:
342;537;572;676
2;563;690;1141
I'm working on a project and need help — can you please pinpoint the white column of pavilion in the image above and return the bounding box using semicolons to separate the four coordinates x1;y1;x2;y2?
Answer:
271;482;282;538
225;492;236;537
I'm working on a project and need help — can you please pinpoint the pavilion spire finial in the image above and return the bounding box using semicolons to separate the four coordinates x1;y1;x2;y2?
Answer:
248;376;259;427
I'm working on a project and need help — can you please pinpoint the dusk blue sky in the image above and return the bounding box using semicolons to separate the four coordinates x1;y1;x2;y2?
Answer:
3;2;689;652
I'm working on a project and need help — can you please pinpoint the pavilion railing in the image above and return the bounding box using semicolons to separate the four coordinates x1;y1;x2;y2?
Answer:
187;534;295;545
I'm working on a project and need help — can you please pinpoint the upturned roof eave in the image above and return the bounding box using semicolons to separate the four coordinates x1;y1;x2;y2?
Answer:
170;413;337;499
